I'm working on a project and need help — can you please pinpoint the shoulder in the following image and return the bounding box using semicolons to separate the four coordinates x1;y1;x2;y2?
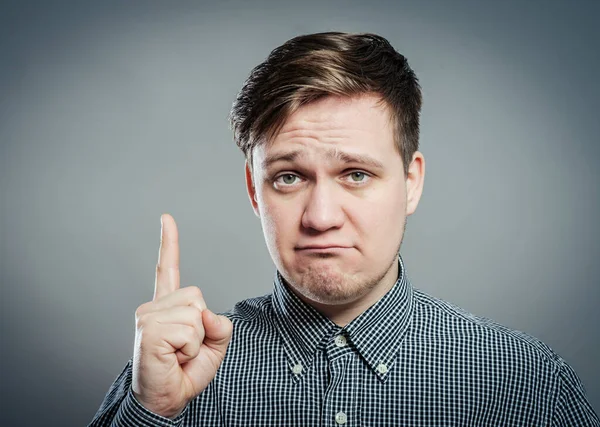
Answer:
411;287;563;372
219;293;276;328
216;294;281;358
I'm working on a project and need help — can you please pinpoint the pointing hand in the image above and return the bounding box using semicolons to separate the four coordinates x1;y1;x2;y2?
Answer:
131;214;233;419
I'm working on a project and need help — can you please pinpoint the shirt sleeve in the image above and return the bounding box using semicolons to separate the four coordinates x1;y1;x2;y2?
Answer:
88;359;189;427
552;359;599;426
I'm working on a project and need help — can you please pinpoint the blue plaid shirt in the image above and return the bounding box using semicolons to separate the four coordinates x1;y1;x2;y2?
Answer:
90;256;599;426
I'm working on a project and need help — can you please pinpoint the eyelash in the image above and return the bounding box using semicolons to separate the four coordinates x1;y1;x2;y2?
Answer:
273;171;371;187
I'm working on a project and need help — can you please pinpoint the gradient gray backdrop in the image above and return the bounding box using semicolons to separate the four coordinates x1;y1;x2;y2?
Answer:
1;1;598;425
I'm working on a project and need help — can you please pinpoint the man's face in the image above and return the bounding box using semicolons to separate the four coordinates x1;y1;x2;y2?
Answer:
246;94;424;310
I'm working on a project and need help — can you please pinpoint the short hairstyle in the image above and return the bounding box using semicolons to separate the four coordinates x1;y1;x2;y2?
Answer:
229;31;422;178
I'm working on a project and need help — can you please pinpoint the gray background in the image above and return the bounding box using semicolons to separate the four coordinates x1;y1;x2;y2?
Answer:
1;0;598;425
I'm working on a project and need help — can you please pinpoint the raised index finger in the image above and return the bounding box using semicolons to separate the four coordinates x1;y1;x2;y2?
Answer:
154;213;180;301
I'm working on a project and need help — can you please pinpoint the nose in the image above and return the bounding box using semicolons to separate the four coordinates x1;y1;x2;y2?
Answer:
301;180;345;232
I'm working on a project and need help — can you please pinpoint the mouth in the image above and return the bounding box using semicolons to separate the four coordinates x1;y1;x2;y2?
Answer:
295;246;353;253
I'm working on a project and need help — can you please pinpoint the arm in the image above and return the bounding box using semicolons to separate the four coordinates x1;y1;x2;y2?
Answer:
88;359;189;427
552;360;599;426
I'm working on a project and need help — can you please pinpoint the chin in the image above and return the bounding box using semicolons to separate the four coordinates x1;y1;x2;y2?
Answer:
292;265;370;305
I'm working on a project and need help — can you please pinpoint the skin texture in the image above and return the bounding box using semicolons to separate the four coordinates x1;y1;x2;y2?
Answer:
246;94;425;326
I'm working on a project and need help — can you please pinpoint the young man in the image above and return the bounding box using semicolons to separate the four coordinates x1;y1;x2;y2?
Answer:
90;32;598;426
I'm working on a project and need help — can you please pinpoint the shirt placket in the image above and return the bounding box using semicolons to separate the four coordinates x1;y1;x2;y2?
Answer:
321;330;360;427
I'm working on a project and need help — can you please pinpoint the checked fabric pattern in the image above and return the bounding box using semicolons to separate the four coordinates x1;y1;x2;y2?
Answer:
90;256;599;426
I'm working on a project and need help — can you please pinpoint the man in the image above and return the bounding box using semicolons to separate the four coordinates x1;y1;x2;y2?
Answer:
90;32;598;426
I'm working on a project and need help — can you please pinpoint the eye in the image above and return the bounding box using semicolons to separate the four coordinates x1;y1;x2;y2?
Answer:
344;171;371;185
349;171;366;182
276;173;300;185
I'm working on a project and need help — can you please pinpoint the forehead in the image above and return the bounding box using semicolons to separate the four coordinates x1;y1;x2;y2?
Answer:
291;92;387;121
255;94;397;165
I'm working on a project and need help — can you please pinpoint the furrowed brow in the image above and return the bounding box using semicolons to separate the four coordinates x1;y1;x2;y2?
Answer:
261;150;302;170
260;148;385;170
328;149;385;169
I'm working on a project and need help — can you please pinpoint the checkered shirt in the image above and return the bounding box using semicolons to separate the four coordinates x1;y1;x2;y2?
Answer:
90;255;599;426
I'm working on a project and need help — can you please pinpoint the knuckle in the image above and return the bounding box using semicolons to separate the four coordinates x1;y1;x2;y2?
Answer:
184;326;197;342
188;286;203;299
192;307;204;323
135;302;151;320
135;312;149;328
156;262;179;272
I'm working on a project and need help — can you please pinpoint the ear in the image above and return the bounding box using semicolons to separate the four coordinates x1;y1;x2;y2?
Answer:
245;161;260;217
405;151;425;216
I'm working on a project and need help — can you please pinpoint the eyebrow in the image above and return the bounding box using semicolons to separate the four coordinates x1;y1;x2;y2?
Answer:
261;148;385;170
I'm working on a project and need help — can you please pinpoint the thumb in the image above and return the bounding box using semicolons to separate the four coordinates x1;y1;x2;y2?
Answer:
202;309;233;350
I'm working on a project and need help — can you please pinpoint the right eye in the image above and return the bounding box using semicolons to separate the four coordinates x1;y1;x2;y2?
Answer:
275;173;300;186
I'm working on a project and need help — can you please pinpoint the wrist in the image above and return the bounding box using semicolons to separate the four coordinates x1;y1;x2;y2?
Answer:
132;390;186;420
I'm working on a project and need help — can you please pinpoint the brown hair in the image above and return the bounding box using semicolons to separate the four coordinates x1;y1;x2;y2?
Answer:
229;32;422;178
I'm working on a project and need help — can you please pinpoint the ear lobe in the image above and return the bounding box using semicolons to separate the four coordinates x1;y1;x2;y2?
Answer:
245;161;260;218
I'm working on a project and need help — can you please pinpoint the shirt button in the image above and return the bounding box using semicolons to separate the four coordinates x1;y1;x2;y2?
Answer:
292;364;303;374
376;363;388;374
334;335;347;347
335;412;347;425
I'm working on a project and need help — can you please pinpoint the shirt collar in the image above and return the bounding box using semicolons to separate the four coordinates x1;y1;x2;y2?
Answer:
272;254;414;382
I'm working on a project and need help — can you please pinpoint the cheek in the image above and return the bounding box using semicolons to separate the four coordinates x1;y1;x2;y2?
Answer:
259;195;300;247
355;189;406;243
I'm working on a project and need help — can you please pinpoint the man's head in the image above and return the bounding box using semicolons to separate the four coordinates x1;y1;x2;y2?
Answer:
230;32;425;322
231;32;422;179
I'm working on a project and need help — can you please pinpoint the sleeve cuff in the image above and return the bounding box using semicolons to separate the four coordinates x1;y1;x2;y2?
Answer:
114;388;189;427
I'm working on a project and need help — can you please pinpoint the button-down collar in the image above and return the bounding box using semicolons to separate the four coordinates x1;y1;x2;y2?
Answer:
272;254;414;382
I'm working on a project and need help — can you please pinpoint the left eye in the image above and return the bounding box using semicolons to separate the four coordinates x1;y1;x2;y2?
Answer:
348;172;367;182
